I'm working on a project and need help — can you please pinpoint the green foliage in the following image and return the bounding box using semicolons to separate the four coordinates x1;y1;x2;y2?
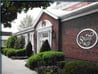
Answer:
27;53;42;69
19;36;25;48
6;49;16;57
26;51;65;69
16;49;26;56
14;36;25;49
40;40;51;52
2;48;14;55
14;37;20;49
64;60;98;74
56;61;67;69
2;48;26;57
26;41;33;57
6;36;17;48
42;51;65;66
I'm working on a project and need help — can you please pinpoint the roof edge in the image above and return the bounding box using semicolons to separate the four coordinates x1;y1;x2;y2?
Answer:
62;2;98;22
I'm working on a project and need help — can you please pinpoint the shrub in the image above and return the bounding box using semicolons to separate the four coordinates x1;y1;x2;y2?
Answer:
19;36;25;49
16;49;26;56
14;36;25;49
6;49;16;57
6;36;17;48
14;37;21;49
64;60;98;74
26;41;33;57
56;61;67;69
26;51;65;69
2;48;13;55
42;51;65;66
26;53;42;69
40;40;51;52
2;48;26;57
2;48;9;55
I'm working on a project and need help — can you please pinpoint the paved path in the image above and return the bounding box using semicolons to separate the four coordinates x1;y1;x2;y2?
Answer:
2;55;38;74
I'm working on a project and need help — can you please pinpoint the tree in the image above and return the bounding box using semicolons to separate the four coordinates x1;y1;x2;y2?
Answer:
14;36;25;49
26;41;33;57
6;36;17;48
18;15;33;30
40;40;51;52
14;37;20;49
1;1;52;27
19;36;25;48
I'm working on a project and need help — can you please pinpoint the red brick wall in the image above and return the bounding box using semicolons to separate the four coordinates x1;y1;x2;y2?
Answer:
34;12;59;51
61;12;98;62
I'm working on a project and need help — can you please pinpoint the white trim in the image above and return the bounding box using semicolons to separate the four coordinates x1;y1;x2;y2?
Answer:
37;20;52;53
76;28;98;49
29;32;35;52
32;9;43;27
62;2;98;21
15;27;34;35
37;26;52;32
62;9;98;21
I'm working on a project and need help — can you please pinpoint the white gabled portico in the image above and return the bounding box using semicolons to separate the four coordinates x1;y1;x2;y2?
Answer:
36;20;52;53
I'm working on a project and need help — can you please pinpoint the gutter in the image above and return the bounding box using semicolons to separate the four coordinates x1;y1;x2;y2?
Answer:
61;2;98;22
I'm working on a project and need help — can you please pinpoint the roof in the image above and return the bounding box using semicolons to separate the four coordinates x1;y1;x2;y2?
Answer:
61;2;98;21
34;2;98;25
15;2;98;35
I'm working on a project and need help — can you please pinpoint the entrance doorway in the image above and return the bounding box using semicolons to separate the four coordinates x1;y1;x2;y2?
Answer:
37;20;52;53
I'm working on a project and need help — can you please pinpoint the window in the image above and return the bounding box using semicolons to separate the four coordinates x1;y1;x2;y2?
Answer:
42;32;48;37
42;21;46;27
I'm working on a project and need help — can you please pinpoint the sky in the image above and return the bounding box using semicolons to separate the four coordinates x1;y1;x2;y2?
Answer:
2;7;42;33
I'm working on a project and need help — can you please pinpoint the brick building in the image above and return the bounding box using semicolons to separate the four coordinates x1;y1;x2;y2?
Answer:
15;2;98;62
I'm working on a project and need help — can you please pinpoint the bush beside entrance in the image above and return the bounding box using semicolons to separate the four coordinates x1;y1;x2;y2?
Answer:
40;40;51;52
26;51;98;74
26;51;65;69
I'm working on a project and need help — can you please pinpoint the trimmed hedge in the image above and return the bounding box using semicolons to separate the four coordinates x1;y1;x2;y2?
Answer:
6;36;17;48
26;51;65;69
16;49;26;56
40;40;51;52
2;48;14;55
64;60;98;74
26;41;33;57
42;51;65;66
2;48;26;57
6;49;16;57
14;38;20;49
14;36;25;49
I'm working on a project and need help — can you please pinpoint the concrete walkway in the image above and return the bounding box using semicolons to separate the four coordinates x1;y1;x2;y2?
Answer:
2;55;38;74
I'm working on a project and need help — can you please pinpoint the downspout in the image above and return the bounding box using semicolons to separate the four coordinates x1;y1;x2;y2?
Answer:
58;18;62;51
